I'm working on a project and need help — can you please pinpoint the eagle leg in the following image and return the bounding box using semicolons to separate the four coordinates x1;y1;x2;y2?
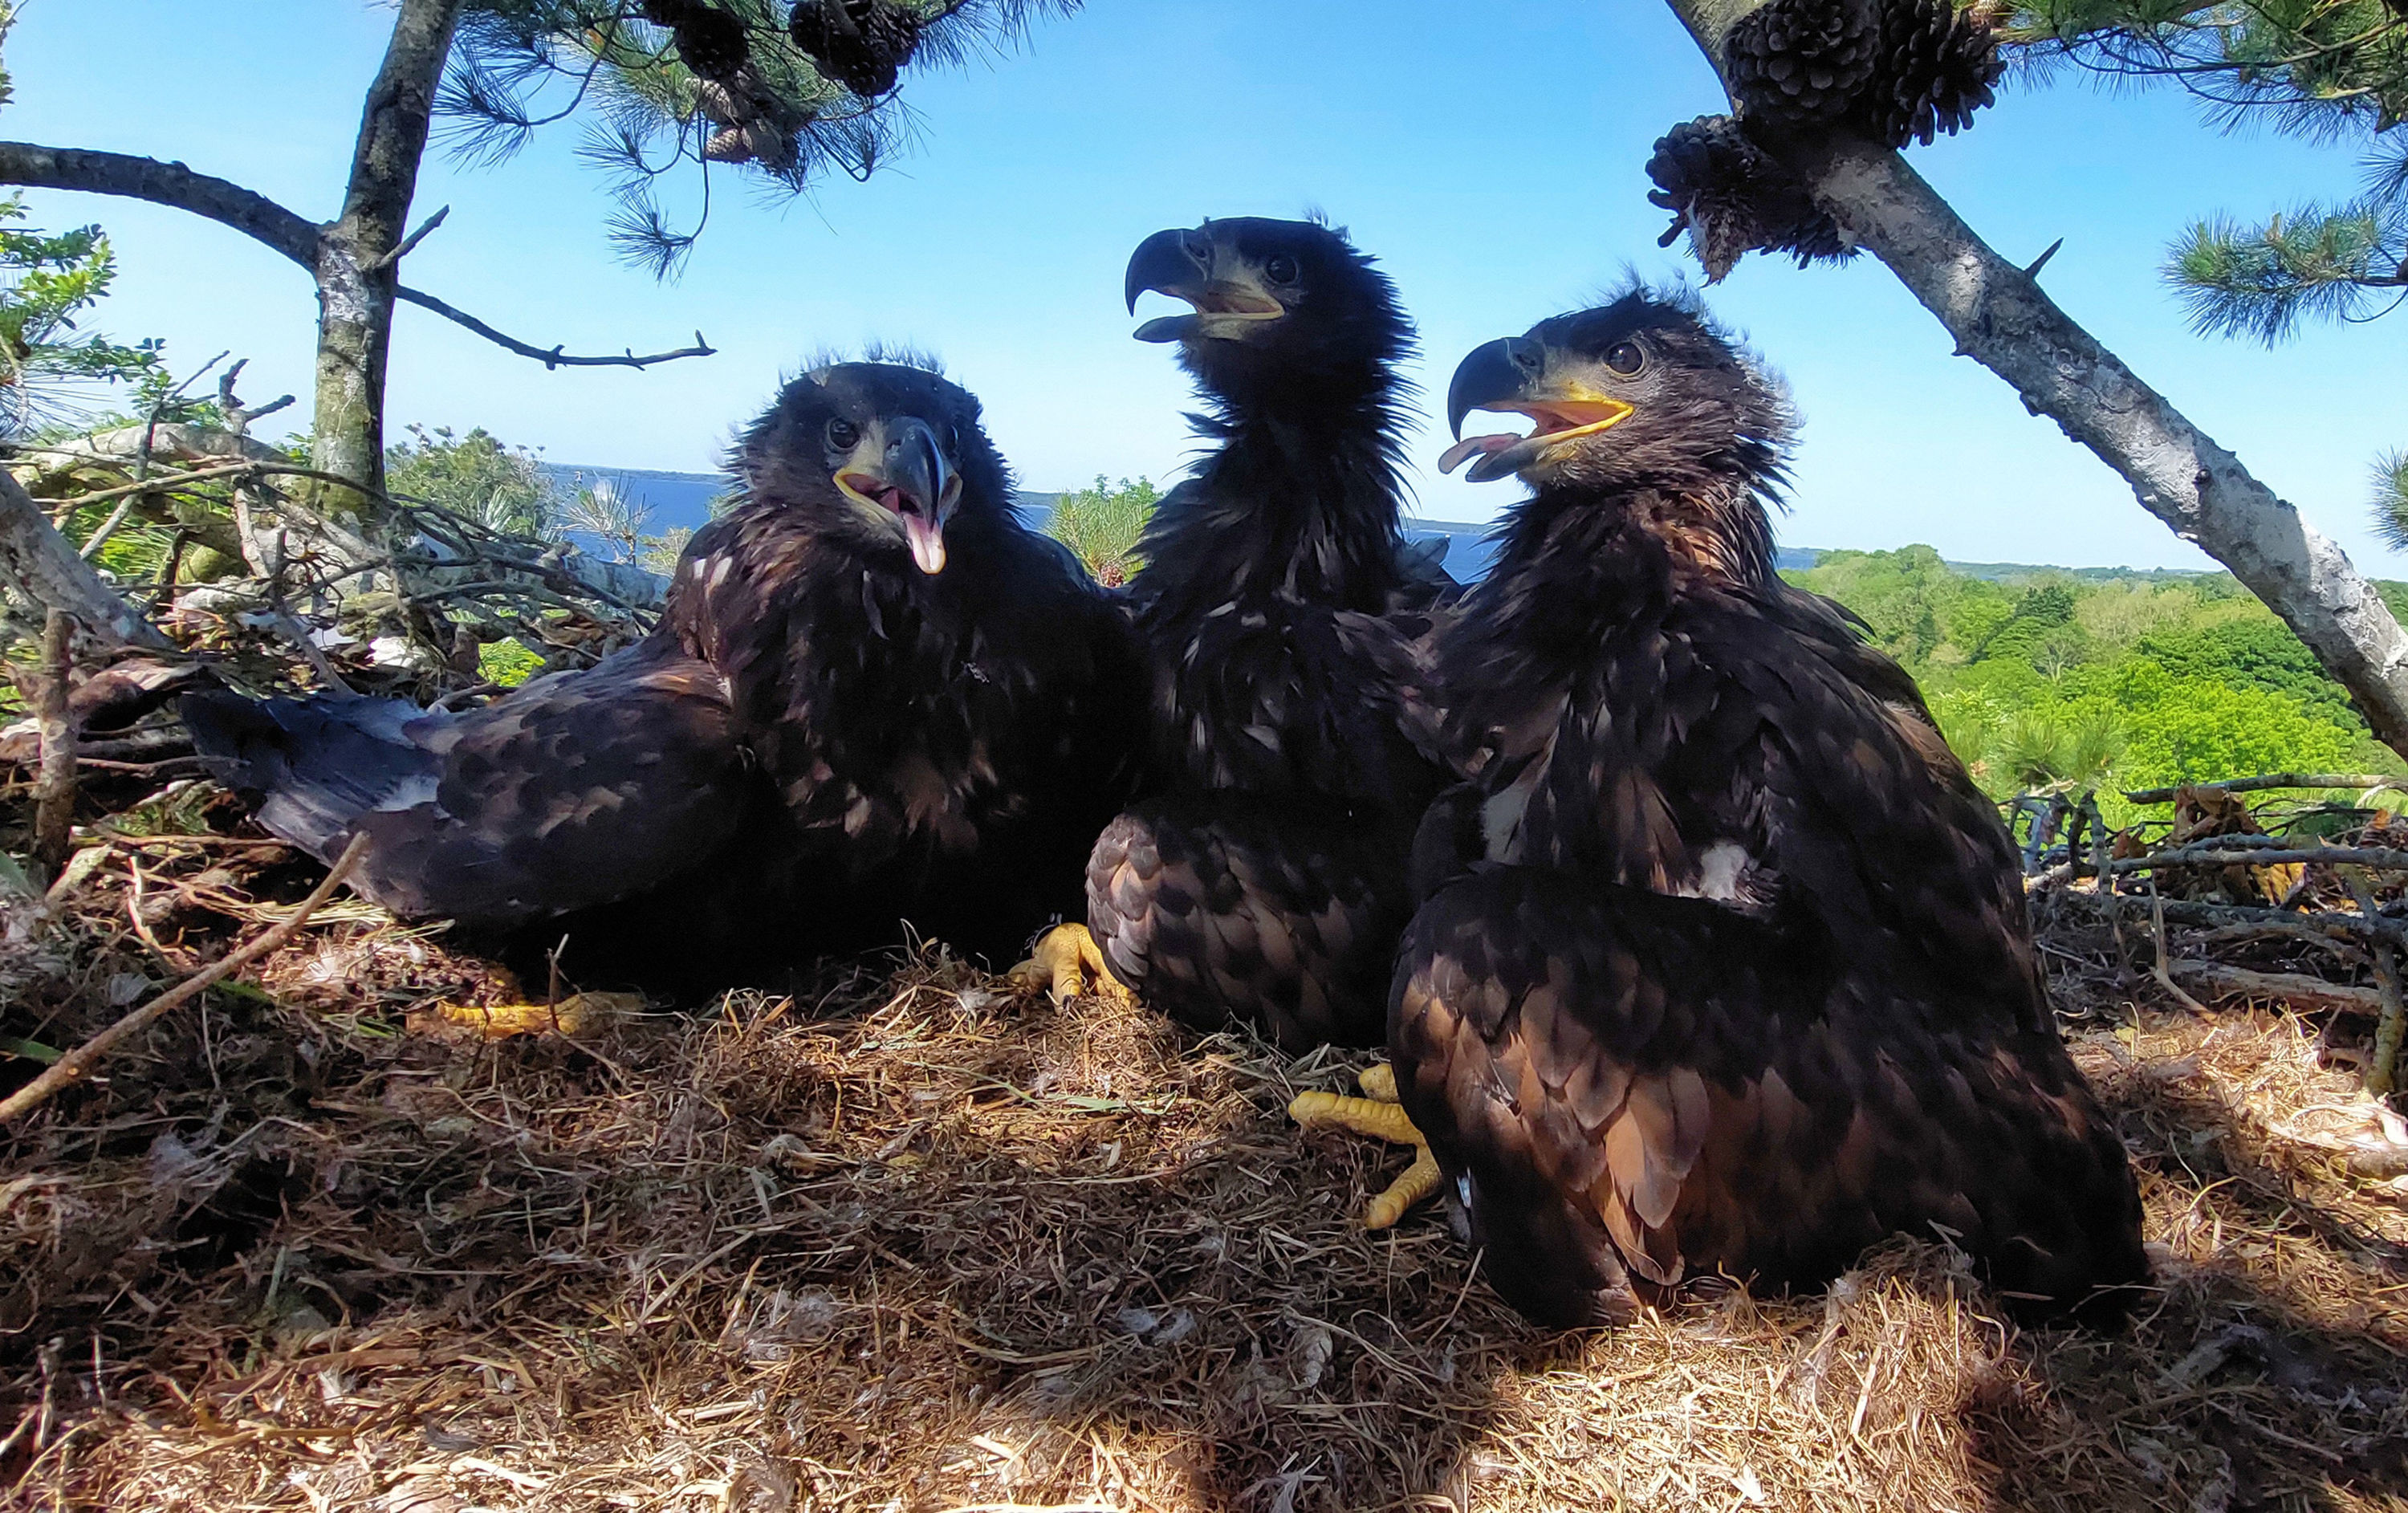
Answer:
1290;1064;1442;1230
1008;922;1133;1007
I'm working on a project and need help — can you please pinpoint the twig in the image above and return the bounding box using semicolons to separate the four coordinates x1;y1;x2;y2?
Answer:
2109;844;2408;873
0;833;369;1125
2166;961;2386;1015
2122;774;2399;803
395;285;714;370
2150;884;2211;1014
2344;870;2406;1097
367;203;448;272
31;610;78;875
55;461;255;509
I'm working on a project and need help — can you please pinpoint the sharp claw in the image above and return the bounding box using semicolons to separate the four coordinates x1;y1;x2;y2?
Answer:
1365;1147;1442;1230
1007;924;1133;1007
1290;1068;1442;1230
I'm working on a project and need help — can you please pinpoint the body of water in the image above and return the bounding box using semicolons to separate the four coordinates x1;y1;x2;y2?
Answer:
543;464;1836;585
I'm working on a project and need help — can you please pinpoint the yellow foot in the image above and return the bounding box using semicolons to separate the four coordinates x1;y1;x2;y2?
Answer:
1289;1063;1441;1230
1007;922;1133;1007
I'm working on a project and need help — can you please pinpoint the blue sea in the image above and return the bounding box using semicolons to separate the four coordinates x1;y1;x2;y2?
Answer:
541;464;1820;584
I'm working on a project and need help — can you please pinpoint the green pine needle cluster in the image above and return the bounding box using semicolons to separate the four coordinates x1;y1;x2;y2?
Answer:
2003;1;2408;344
2373;448;2408;549
1045;474;1157;587
445;2;1074;277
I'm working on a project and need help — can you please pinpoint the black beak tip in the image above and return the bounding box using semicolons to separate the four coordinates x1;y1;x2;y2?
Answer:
1446;336;1523;440
1125;226;1198;317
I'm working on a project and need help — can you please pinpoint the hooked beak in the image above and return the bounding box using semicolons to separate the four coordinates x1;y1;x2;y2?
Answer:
1438;336;1636;484
1124;226;1284;344
835;414;962;575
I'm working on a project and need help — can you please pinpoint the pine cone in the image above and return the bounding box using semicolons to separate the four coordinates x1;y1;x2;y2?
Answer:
1869;0;2002;147
1645;116;1851;282
652;1;750;81
1725;0;1881;129
788;0;922;97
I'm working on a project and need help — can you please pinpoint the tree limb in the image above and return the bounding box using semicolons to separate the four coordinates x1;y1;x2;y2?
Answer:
0;140;320;266
1655;0;2408;756
395;285;717;369
0;467;171;648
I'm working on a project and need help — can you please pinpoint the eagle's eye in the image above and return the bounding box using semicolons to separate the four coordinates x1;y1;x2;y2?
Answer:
1605;341;1645;376
824;417;861;453
1262;254;1300;287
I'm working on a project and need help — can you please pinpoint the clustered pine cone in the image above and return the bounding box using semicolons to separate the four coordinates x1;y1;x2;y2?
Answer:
639;0;752;80
788;0;923;98
1645;116;1852;283
1724;0;1881;130
1873;0;2003;145
1725;0;2002;148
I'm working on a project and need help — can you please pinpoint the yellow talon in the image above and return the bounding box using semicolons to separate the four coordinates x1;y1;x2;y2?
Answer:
1289;1064;1440;1230
1007;922;1132;1006
1289;1090;1422;1145
1365;1147;1442;1230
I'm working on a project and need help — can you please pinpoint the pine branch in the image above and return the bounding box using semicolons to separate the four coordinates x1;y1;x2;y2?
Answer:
0;142;320;267
394;283;715;367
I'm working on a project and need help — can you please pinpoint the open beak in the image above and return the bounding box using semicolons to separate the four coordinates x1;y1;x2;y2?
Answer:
835;414;961;575
1439;336;1636;484
1125;226;1284;344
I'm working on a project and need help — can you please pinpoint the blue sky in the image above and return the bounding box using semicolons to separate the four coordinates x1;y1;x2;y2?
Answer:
8;0;2402;568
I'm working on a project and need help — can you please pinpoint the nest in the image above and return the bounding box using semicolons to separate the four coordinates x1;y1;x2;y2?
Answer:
3;820;2407;1511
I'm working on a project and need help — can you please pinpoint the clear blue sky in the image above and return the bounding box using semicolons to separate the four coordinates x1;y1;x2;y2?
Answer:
9;0;2402;569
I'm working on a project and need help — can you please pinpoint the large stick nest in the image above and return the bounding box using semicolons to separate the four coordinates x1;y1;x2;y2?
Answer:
2;815;2406;1511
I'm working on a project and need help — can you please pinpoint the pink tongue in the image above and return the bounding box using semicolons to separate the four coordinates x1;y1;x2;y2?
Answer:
902;512;947;576
1437;432;1522;475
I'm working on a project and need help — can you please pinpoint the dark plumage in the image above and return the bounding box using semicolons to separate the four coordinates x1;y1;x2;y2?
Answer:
1077;216;1454;1050
187;362;1137;986
1400;291;2146;1326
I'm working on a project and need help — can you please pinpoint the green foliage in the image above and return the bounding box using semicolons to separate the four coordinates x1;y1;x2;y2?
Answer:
0;197;167;438
478;637;547;687
2374;449;2408;550
1046;474;1157;587
445;2;1076;276
386;424;563;537
2003;2;2408;344
1790;544;2406;808
2170;201;2404;344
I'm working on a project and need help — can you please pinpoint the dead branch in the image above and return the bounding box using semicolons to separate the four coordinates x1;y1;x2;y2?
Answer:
2123;775;2400;803
394;286;716;370
2166;960;2387;1015
30;612;77;874
0;833;368;1125
2111;845;2408;874
0;466;170;649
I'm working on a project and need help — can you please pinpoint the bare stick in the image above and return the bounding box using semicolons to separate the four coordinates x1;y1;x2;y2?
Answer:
31;611;78;875
395;286;715;369
2168;961;2387;1015
0;832;369;1125
2111;844;2408;873
2345;870;2407;1097
2150;885;2211;1015
2123;775;2399;803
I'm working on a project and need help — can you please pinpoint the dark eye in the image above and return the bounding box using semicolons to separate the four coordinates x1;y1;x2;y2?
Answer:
1263;254;1300;286
825;417;860;452
1605;341;1645;376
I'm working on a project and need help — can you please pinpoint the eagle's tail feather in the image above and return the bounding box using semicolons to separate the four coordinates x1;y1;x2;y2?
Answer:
181;690;445;865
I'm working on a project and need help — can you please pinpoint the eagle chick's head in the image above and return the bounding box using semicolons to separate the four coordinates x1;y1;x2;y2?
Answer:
733;360;1008;577
1440;290;1793;579
1123;215;1409;401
